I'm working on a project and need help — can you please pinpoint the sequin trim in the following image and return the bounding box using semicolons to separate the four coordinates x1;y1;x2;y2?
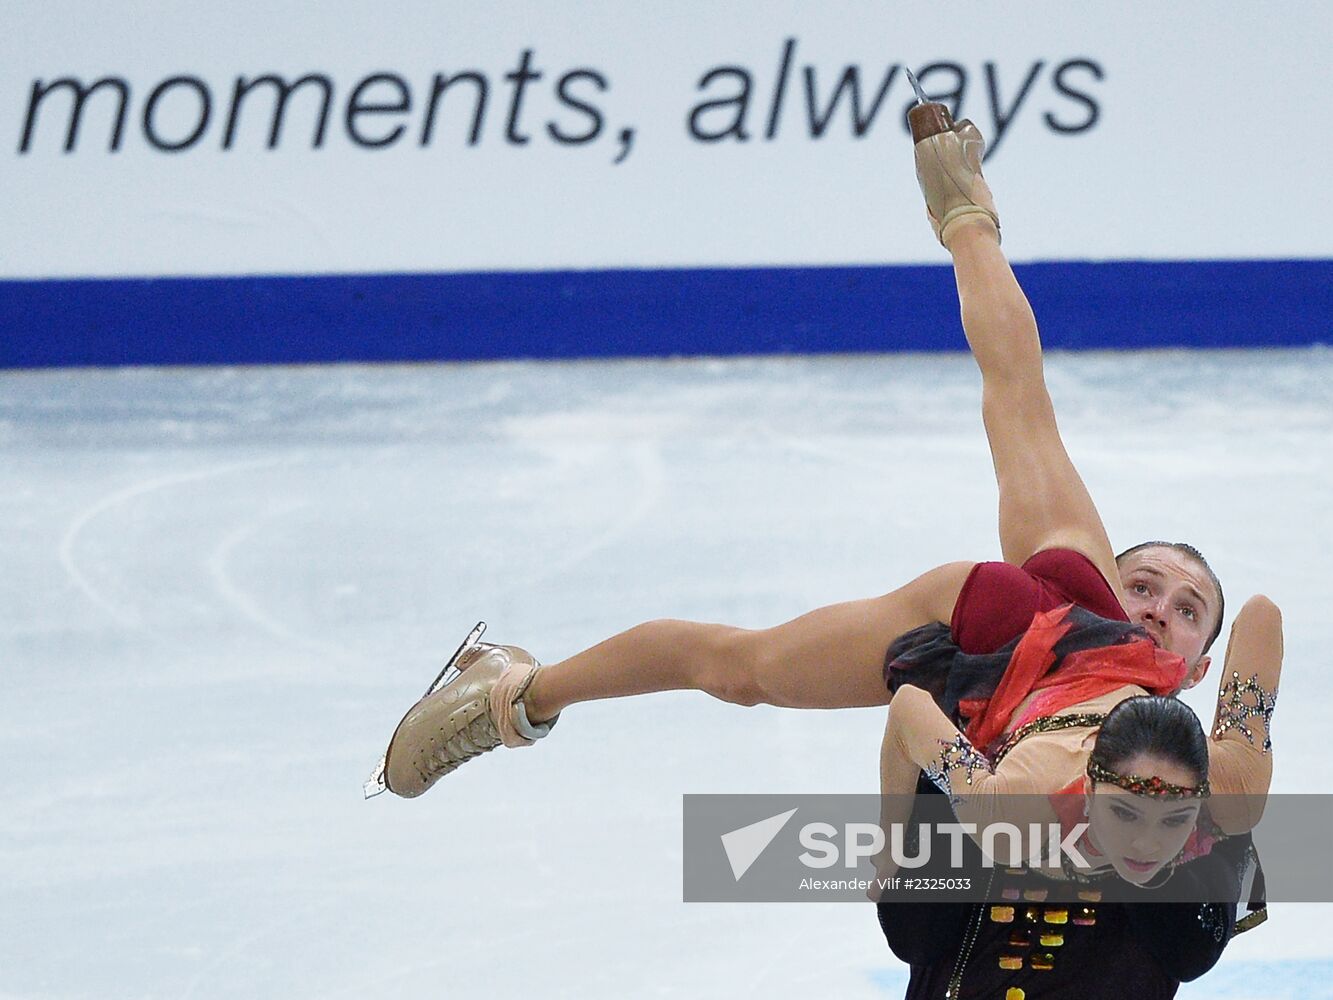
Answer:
1213;670;1277;752
992;713;1106;766
1086;759;1210;799
923;734;994;803
1197;903;1228;943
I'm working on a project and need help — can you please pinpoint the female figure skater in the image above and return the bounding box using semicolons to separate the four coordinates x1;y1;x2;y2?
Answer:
875;693;1262;999
370;109;1282;840
876;595;1277;888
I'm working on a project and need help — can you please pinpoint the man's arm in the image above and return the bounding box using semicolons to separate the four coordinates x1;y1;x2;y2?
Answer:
1123;835;1254;982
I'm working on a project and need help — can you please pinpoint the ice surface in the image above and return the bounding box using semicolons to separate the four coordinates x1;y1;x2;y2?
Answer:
1;349;1330;999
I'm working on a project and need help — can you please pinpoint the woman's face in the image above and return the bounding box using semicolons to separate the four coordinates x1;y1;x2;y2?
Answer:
1085;753;1203;885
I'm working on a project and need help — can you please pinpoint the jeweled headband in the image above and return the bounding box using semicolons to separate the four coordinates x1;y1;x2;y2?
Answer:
1086;760;1211;799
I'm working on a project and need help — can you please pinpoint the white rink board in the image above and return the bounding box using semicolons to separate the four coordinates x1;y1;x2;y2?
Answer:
2;1;1331;279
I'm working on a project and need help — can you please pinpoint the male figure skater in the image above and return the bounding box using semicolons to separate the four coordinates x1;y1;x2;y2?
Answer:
871;103;1264;999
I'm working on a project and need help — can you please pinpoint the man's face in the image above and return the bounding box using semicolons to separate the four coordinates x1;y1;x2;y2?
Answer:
1117;546;1220;679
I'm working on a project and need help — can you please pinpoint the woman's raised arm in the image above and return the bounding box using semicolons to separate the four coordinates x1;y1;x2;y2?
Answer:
1206;595;1283;832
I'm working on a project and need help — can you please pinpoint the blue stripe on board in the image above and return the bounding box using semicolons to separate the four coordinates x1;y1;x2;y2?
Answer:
1;259;1328;368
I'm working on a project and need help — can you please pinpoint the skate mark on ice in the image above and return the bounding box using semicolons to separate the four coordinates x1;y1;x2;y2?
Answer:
765;423;984;472
58;459;280;629
475;439;664;604
176;894;337;1000
313;894;659;1000
206;498;350;661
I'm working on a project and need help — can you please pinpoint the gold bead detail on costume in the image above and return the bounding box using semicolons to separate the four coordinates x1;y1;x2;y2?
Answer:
1213;670;1277;752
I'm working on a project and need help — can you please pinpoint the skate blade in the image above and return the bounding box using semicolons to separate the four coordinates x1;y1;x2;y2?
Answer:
363;621;488;800
905;67;929;105
364;754;389;799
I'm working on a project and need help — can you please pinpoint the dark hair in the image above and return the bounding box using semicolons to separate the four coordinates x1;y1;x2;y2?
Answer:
1116;540;1225;655
1089;695;1209;785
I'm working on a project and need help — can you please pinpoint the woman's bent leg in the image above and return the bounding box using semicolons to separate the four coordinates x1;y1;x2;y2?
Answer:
523;561;975;719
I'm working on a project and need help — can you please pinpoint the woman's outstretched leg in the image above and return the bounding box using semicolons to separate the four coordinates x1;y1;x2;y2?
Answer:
378;560;974;797
914;112;1121;597
524;560;976;718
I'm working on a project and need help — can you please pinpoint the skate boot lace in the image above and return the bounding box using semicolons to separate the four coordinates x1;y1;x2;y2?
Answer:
399;638;549;789
418;710;502;780
415;644;509;780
